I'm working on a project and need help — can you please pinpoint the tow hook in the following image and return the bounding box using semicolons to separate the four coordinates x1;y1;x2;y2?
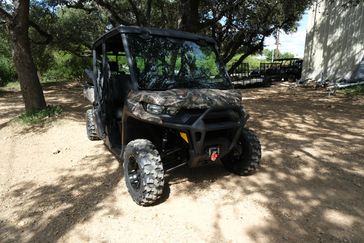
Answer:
210;152;219;161
208;147;220;161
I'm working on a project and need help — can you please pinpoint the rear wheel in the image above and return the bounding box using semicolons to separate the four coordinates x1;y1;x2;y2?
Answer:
222;128;261;175
86;109;100;141
123;139;164;206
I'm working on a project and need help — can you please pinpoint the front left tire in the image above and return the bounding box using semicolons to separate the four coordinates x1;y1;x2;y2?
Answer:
123;139;164;206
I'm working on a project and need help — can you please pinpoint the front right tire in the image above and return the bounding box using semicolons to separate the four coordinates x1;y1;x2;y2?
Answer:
123;139;164;206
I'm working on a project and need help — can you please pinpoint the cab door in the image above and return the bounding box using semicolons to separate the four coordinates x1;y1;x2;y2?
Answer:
90;42;107;139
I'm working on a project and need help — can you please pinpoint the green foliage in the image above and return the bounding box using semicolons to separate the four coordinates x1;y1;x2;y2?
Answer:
17;105;63;125
50;0;311;70
244;56;262;70
226;48;297;72
341;84;364;96
0;56;16;86
29;7;105;81
227;54;262;70
42;51;90;82
32;46;55;73
50;8;107;56
1;0;311;87
204;0;310;69
262;49;295;61
0;31;16;86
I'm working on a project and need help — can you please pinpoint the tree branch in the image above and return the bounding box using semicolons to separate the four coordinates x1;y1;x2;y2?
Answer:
29;20;53;44
145;0;152;24
63;1;96;13
95;0;132;25
60;0;132;25
228;38;265;74
199;3;236;31
127;0;143;25
222;32;246;63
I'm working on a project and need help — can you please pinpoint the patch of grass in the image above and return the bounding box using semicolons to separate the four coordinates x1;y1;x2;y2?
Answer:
0;81;20;91
17;105;63;125
341;84;364;97
0;79;72;92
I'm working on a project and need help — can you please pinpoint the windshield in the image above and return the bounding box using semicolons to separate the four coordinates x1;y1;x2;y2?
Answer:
126;34;231;90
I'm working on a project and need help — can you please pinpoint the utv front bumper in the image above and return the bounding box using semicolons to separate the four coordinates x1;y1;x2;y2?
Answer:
162;106;248;167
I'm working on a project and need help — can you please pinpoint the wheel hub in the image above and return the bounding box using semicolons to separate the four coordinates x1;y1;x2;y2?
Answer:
127;156;141;190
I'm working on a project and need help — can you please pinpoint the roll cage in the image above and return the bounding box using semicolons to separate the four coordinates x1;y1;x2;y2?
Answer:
91;26;218;92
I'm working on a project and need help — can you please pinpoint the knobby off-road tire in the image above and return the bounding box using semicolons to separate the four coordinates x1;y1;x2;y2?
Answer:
86;109;100;141
222;128;261;175
123;139;164;206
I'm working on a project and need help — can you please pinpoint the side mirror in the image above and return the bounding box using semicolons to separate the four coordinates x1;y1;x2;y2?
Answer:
84;69;96;86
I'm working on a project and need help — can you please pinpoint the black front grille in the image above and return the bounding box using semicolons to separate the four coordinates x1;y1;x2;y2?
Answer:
162;107;241;126
178;109;206;125
204;129;236;141
203;109;240;124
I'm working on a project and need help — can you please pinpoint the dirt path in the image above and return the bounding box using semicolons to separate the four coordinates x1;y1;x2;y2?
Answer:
0;82;363;243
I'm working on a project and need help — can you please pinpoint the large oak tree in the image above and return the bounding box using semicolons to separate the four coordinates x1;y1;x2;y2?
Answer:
0;0;50;111
1;0;363;112
60;0;312;73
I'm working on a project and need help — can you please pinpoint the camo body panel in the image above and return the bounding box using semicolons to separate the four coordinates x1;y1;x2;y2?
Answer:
126;89;242;124
127;99;164;124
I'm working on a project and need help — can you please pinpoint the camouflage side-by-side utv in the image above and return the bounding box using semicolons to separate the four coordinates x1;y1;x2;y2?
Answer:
84;26;261;206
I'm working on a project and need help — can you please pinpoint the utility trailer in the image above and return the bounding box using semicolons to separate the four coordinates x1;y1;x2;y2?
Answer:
260;58;303;82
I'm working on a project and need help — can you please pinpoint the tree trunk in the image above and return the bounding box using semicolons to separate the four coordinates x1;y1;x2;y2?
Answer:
10;0;46;112
228;52;251;74
180;0;200;32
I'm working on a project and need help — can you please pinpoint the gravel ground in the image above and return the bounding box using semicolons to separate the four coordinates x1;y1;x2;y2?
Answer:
0;82;363;243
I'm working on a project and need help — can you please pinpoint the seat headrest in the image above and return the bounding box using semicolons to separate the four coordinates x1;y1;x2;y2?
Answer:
108;61;118;72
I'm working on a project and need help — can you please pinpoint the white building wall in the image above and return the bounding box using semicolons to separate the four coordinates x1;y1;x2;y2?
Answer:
302;0;364;81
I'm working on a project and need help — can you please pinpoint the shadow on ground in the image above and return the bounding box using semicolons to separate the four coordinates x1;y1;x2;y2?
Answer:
0;82;363;242
0;81;88;134
166;85;364;242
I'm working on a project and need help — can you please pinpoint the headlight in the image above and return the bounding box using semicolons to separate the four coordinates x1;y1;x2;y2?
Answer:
146;104;164;115
145;103;179;116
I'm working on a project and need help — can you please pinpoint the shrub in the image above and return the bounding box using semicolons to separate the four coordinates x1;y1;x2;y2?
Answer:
0;56;16;86
17;105;63;125
42;51;90;82
342;84;364;97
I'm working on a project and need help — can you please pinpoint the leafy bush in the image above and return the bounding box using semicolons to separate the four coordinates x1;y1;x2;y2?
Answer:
342;84;364;96
42;51;90;82
0;56;16;86
0;31;16;86
17;105;63;124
